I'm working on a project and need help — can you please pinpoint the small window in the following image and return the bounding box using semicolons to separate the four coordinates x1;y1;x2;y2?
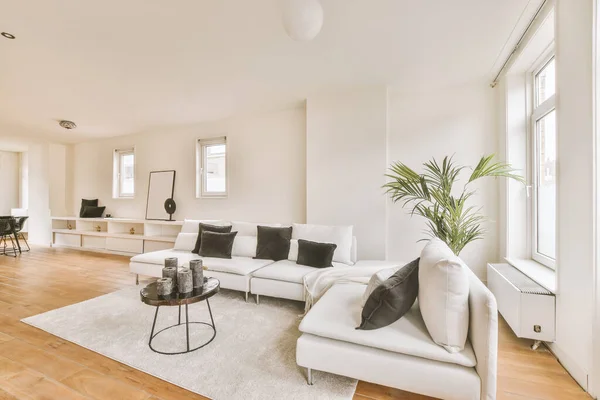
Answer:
196;137;227;198
531;55;556;268
113;148;135;198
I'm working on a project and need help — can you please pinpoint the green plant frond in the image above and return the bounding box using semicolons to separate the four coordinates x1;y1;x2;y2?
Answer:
468;154;526;184
384;154;523;255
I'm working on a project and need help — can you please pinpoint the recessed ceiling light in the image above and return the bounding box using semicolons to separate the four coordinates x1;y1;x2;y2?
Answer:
1;32;15;39
59;120;77;130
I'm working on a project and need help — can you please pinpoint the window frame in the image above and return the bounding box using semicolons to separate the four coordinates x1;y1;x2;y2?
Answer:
529;53;556;269
113;147;135;199
196;137;228;198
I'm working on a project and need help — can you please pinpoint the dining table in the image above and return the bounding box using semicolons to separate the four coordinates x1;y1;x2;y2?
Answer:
0;216;22;254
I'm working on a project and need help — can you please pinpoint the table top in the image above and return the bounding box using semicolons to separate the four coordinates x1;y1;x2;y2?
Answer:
140;277;220;306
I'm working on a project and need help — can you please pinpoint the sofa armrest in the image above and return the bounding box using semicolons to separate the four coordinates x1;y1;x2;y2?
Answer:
466;268;498;400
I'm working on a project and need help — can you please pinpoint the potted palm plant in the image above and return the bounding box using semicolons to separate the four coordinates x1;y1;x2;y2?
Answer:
384;155;524;255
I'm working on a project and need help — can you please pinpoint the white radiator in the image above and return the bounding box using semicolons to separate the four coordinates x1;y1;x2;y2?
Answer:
487;263;555;343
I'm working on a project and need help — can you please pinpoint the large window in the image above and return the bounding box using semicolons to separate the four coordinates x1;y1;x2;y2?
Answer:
531;56;556;268
113;148;135;198
196;137;227;198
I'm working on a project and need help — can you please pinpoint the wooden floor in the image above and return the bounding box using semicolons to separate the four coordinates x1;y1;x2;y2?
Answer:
0;247;591;400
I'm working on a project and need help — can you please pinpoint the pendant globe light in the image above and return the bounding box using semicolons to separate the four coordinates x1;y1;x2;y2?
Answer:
282;0;323;41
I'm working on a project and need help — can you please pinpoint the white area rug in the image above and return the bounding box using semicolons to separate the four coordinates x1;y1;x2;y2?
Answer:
22;287;357;400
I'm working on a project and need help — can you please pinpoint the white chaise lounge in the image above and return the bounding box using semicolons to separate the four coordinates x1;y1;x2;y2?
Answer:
296;266;498;400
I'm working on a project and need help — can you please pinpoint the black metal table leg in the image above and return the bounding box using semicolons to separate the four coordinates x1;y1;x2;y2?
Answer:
206;298;216;334
185;303;190;351
149;306;159;345
147;300;217;355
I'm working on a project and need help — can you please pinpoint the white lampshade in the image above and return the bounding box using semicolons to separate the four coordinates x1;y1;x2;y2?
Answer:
282;0;323;41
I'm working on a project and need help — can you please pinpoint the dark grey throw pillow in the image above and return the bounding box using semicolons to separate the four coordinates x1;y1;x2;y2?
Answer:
81;205;105;218
192;223;232;254
199;231;238;259
296;239;337;268
80;199;98;217
357;258;420;330
254;226;292;261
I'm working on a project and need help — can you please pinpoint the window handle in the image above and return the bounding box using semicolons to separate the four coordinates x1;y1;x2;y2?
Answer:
526;185;532;198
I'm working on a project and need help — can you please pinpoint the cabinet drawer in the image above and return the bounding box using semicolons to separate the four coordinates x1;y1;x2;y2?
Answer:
82;235;106;249
106;237;143;254
144;240;174;253
54;233;81;247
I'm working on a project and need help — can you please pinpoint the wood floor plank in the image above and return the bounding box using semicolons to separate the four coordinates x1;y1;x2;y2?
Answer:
60;369;151;400
2;370;88;400
0;246;591;400
0;339;85;382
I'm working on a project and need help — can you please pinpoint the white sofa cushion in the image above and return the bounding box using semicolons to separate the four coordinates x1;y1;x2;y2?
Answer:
202;256;275;275
292;223;354;265
419;239;470;353
181;219;230;233
232;235;258;258
231;221;282;236
299;283;476;368
131;249;200;267
361;266;401;307
252;260;319;283
173;233;198;251
288;239;299;261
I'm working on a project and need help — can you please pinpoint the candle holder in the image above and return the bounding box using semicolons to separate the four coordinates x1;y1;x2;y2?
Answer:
190;260;204;289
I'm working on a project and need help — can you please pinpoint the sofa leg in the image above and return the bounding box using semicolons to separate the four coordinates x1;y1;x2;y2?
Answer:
245;292;249;303
136;274;139;285
307;368;314;385
256;294;260;305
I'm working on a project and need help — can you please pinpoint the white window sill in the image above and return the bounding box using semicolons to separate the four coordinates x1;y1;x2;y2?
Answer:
505;257;556;294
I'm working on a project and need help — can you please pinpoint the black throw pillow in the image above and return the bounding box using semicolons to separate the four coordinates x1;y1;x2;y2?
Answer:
192;223;232;254
296;239;337;268
199;231;238;259
81;206;106;218
254;226;292;261
80;199;98;217
357;258;420;330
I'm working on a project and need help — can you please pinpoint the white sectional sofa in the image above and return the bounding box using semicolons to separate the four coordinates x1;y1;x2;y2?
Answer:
130;219;498;399
296;265;498;400
129;220;359;302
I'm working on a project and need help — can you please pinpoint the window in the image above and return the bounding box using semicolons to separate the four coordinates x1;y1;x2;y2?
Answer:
196;137;227;197
113;148;135;198
531;56;556;268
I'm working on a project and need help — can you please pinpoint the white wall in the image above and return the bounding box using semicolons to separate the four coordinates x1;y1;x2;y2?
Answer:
550;0;595;389
27;143;52;245
306;87;388;260
387;84;499;278
72;106;306;223
0;151;20;215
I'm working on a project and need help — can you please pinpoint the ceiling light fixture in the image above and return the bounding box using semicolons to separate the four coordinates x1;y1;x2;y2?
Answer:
282;0;323;41
1;32;15;39
59;120;77;130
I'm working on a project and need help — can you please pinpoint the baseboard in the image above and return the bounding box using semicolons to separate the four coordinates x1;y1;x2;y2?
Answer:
547;342;589;391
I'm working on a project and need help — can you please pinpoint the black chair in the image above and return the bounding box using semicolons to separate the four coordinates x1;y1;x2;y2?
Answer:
0;219;18;257
12;216;29;252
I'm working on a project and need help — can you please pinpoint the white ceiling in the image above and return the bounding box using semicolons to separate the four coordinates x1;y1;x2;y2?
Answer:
0;0;532;143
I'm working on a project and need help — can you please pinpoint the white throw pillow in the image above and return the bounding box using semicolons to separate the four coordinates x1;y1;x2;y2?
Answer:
361;266;401;307
231;221;282;237
292;223;354;265
418;238;470;353
232;235;258;258
288;239;299;261
181;219;230;233
173;233;198;251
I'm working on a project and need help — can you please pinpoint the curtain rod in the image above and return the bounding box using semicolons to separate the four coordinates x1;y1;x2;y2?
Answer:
490;0;549;88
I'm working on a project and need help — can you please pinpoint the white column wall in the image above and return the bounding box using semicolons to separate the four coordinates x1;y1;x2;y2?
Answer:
306;87;388;260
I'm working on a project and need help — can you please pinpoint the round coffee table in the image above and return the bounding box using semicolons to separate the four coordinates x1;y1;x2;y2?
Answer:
140;277;220;355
